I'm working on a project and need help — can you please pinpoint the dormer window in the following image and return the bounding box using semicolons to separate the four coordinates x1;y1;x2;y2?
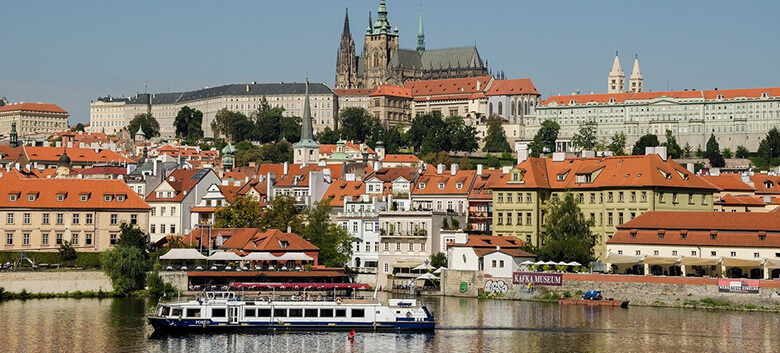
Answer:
57;194;66;202
438;182;445;189
8;193;19;202
279;240;289;248
27;193;38;202
765;180;774;189
104;195;113;202
456;182;463;189
80;193;90;202
116;195;126;202
419;183;426;189
512;172;520;181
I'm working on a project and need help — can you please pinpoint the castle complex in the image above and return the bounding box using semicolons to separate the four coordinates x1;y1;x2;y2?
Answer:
335;1;488;89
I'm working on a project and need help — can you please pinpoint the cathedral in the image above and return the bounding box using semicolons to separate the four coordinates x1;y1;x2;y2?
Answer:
335;1;489;89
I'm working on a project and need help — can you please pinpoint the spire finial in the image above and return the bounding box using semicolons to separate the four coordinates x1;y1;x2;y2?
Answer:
416;6;425;54
616;51;618;56
342;7;351;38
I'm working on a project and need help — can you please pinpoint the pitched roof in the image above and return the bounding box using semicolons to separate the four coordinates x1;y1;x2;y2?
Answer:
406;76;492;97
543;87;780;106
469;169;504;200
323;180;365;207
617;211;780;232
750;174;780;194
0;170;149;210
319;141;375;155
490;154;716;191
368;167;420;182
220;228;318;253
145;168;213;202
474;248;537;259
218;185;241;203
126;83;333;105
420;46;484;70
370;85;412;98
74;166;128;176
449;235;525;248
23;146;133;165
381;154;420;164
485;79;540;96
0;103;67;114
700;174;755;192
717;194;765;207
333;88;373;96
413;169;476;196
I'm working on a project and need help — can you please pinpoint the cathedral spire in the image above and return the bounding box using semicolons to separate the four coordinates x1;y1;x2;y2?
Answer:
629;54;643;93
608;51;625;94
373;0;393;35
417;7;425;54
341;8;351;38
366;11;373;34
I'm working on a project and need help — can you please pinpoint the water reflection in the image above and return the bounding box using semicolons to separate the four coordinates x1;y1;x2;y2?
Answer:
0;296;778;352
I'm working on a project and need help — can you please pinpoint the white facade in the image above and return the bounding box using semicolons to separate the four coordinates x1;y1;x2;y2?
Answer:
337;196;384;271
147;169;220;242
87;98;128;134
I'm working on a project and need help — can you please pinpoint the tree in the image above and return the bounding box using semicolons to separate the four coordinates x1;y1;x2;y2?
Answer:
147;270;176;299
631;133;659;155
211;108;254;142
536;192;596;265
736;145;750;159
338;107;373;142
430;252;447;268
443;115;478;152
528;120;560;157
116;223;149;251
485;154;501;168
683;142;693;158
722;147;733;159
383;125;405;154
318;127;340;144
128;113;160;139
608;132;627;156
421;151;451;166
758;128;780;162
458;155;473;170
251;99;291;143
70;123;85;132
235;149;262;167
174;106;204;141
407;112;446;154
301;200;354;267
705;134;720;159
482;116;511;152
102;246;146;295
259;141;293;163
709;153;726;168
662;130;683;159
215;197;263;228
695;145;705;158
58;241;77;264
572;121;598;151
279;116;302;143
259;196;302;233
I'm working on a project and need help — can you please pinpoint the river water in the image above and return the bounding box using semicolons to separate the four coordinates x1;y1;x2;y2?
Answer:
0;296;778;353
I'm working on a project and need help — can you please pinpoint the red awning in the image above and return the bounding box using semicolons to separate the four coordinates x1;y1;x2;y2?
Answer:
230;282;370;290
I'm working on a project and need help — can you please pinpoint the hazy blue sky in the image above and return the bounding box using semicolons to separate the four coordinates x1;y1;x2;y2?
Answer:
1;0;779;124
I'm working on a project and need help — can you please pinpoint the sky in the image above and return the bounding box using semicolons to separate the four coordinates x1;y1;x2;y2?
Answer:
1;0;779;124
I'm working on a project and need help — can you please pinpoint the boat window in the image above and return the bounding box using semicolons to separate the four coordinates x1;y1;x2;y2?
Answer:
351;309;365;318
288;309;303;318
274;308;287;317
320;308;333;317
335;309;347;318
304;309;319;317
185;308;201;318
171;308;182;317
244;308;257;317
258;309;272;317
160;306;170;316
212;308;226;318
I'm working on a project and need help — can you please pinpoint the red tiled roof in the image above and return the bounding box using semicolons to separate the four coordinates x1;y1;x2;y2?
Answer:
406;76;492;97
319;141;375;155
485;79;540;96
368;167;420;183
323;180;365;207
370;85;412;98
473;248;537;259
218;185;241;204
717;194;766;207
381;154;419;164
0;103;67;114
701;174;755;192
448;235;525;248
469;169;503;200
145;168;210;202
74;166;128;176
413;169;476;196
333;88;374;96
24;146;133;164
0;170;149;210
543;87;780;106
750;174;780;194
220;228;318;253
617;211;780;232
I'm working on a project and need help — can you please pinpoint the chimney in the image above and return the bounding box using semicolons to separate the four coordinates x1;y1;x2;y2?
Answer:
517;147;529;164
655;146;668;161
710;167;720;176
644;146;655;156
502;166;512;174
686;163;695;173
476;80;481;91
283;161;289;176
317;160;326;167
286;226;292;233
246;84;251;93
324;168;332;183
552;152;566;162
450;163;458;176
764;195;771;204
375;161;383;171
437;164;445;174
476;164;483;176
454;231;468;244
581;150;595;158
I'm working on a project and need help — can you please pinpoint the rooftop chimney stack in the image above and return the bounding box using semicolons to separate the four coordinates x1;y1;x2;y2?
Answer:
450;163;458;176
437;164;445;174
476;164;483;176
517;147;529;164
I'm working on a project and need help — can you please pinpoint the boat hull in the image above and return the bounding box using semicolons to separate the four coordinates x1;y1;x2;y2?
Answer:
558;299;629;308
148;317;436;333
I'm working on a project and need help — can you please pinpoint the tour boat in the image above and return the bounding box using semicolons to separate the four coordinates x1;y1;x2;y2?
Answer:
147;291;436;332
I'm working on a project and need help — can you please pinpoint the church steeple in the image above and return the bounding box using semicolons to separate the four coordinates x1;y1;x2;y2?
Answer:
373;0;393;35
9;120;18;148
416;8;425;55
366;11;372;34
608;51;625;94
629;54;644;93
335;7;357;89
341;8;351;38
293;79;320;164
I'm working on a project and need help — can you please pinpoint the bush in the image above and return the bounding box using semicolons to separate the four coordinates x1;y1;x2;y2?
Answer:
147;271;176;299
59;242;78;264
0;251;103;268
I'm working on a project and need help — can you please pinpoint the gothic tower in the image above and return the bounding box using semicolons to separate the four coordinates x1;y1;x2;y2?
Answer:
335;8;358;89
629;54;644;93
607;51;625;94
363;0;399;87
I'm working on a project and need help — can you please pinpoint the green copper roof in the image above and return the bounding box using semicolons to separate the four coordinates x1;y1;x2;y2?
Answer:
136;124;145;136
294;79;320;149
221;142;236;155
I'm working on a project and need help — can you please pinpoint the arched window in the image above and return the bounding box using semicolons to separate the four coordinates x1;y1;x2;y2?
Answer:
489;103;494;116
498;102;503;115
524;101;530;115
511;101;516;116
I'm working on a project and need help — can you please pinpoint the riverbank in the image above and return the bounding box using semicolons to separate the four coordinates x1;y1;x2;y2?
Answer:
0;270;113;293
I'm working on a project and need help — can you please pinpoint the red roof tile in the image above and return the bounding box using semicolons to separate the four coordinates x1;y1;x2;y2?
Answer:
0;103;67;114
406;76;492;97
333;88;374;96
413;169;476;196
485;79;540;96
700;174;755;192
370;85;412;98
381;154;420;164
543;87;780;106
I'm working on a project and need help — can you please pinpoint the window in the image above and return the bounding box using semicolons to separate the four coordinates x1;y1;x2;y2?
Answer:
607;212;613;226
659;193;665;202
630;192;636;202
258;308;272;317
526;213;532;225
8;194;17;201
43;213;49;224
618;192;624;202
110;214;118;225
711;251;716;256
456;182;463;189
517;212;523;225
80;194;89;202
497;213;503;225
499;260;505;268
335;309;347;318
104;195;112;202
688;194;694;204
72;214;80;224
641;191;647;202
85;234;93;245
635;250;641;255
653;250;659;256
507;193;513;203
396;242;401;251
578;193;584;203
672;250;677;256
421;242;426;252
212;308;227;318
419;183;426;189
754;252;760;258
288;309;303;318
72;233;79;245
608;192;613;202
5;233;12;246
730;251;736;257
23;213;30;225
56;234;63;245
86;214;93;225
383;242;389;251
673;193;678;203
151;224;156;234
701;195;707;205
6;213;14;224
110;234;117;245
526;193;532;203
171;207;177;215
408;243;413;252
151;208;156;216
617;250;623;255
170;224;176;234
492;260;497;268
506;213;512;225
27;194;36;202
130;214;137;225
438;183;445;190
117;195;125;202
498;193;504;203
56;194;65;202
383;263;389;273
161;207;166;216
304;308;318;318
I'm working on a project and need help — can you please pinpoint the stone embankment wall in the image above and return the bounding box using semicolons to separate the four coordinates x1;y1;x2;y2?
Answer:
0;271;112;293
158;271;189;291
441;270;780;306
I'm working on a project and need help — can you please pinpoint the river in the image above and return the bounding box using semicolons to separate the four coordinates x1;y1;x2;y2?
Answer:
0;296;778;352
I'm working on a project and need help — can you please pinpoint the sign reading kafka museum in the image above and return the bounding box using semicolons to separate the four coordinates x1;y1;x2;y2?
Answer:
512;272;563;286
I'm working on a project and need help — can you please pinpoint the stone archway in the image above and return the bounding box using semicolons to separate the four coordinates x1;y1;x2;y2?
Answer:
727;267;743;278
749;268;763;279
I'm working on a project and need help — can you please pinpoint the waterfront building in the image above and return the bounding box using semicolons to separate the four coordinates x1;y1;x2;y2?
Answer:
447;232;536;278
145;168;220;242
335;2;487;89
490;148;717;260
467;165;502;234
0;103;69;138
328;183;382;271
0;169;150;252
189;183;229;228
90;82;336;139
607;211;780;279
411;164;475;217
364;165;420;212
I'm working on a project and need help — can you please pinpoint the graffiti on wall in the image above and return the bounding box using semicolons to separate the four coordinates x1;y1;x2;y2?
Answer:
459;282;468;293
484;279;509;294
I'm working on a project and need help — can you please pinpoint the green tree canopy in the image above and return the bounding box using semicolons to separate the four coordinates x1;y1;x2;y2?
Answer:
259;141;293;163
430;252;447;268
421;151;451;166
607;132;627;156
721;147;733;159
407;112;446;154
58;241;77;264
71;123;85;132
662;130;683;159
116;223;150;251
537;192;596;265
572;121;598;151
301;200;354;267
758;128;780;161
528;120;560;157
383;125;405;154
102;246;146;295
318;127;340;144
211;108;252;142
442;115;479;152
174;106;204;141
279;116;302;143
259;196;302;233
128;113;160;139
482;115;511;152
338;107;374;142
485;154;501;168
631;133;659;155
682;142;693;158
458;155;473;170
705;134;720;159
736;145;750;159
709;153;726;168
215;197;262;228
